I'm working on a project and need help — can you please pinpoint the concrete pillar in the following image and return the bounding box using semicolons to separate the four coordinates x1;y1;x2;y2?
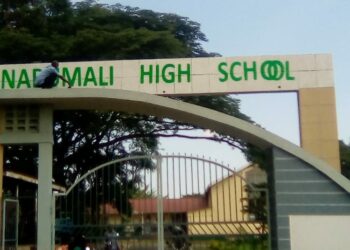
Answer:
298;87;340;171
0;107;4;243
37;107;53;250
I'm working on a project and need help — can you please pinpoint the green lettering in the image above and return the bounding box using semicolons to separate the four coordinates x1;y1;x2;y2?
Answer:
218;62;228;82
260;61;284;81
230;62;242;81
285;61;295;80
140;65;153;84
109;66;114;85
178;64;191;83
32;68;41;87
1;69;15;89
83;67;98;86
162;64;175;84
99;66;109;86
63;67;81;87
243;61;257;80
17;69;31;88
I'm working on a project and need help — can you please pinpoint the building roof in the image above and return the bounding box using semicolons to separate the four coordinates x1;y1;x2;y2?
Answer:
130;197;207;214
4;170;66;192
104;196;207;215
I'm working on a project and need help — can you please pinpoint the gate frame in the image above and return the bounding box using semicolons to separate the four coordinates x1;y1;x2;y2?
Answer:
53;154;270;249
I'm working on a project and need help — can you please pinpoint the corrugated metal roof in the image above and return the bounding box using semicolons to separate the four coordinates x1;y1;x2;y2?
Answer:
4;170;66;192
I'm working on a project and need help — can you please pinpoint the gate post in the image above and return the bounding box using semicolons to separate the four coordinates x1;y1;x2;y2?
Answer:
0;107;4;245
51;194;56;250
37;106;54;250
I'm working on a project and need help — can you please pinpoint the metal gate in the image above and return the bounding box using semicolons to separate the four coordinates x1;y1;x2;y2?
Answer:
54;155;269;250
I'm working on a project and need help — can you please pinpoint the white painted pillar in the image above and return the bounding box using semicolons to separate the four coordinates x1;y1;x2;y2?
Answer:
37;106;54;250
0;107;4;245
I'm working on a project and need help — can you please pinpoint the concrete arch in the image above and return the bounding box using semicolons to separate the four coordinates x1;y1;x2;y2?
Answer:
0;88;348;192
2;88;350;250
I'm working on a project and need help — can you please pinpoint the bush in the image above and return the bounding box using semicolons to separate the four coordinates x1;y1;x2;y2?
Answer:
209;236;267;250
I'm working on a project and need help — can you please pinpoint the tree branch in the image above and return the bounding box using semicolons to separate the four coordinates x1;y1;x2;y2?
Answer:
98;130;245;152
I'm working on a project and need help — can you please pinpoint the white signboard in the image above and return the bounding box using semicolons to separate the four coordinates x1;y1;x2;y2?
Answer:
0;54;333;95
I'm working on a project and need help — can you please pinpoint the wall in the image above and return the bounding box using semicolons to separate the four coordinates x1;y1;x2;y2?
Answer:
269;147;350;250
298;87;340;170
188;169;264;235
290;215;350;250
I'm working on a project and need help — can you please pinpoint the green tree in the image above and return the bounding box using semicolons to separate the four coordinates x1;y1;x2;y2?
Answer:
0;0;212;63
242;183;268;234
1;2;264;229
3;0;257;186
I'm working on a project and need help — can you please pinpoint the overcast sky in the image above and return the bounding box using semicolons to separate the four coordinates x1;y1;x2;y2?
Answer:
73;0;350;168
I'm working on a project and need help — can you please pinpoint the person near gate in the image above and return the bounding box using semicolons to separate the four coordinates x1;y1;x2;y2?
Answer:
34;60;72;88
104;225;121;250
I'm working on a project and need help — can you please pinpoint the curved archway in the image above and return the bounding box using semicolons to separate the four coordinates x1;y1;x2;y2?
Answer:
1;88;350;250
0;88;348;190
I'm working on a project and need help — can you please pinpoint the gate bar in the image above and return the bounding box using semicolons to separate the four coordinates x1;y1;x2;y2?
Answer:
157;156;164;250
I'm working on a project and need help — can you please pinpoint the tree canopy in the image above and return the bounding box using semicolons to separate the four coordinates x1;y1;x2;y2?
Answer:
0;0;217;64
2;0;258;188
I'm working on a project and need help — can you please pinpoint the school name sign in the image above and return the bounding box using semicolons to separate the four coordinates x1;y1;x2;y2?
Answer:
0;54;333;95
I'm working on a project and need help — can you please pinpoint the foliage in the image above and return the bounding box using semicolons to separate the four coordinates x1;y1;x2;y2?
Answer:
1;0;261;220
209;237;267;250
242;183;268;234
340;140;350;179
0;0;212;63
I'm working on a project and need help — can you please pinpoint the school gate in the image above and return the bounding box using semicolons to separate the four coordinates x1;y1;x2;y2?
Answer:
55;155;268;250
0;54;349;250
